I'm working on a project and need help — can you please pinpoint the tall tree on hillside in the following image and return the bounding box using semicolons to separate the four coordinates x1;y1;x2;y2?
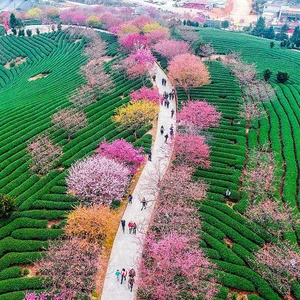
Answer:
291;26;300;47
168;54;210;100
152;40;190;60
252;16;266;37
264;26;275;39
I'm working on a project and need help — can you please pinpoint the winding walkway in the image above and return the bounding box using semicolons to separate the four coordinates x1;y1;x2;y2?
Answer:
100;64;176;300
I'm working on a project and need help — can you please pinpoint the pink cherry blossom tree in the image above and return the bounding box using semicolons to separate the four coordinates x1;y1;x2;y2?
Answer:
175;134;210;168
37;238;99;299
252;241;300;297
177;100;221;132
69;85;97;108
51;108;88;140
25;292;66;300
130;86;162;104
119;33;149;52
27;134;62;175
130;16;155;29
152;39;190;60
168;54;210;100
66;155;131;205
138;232;218;300
96;139;145;174
145;28;170;45
124;49;156;79
100;13;123;30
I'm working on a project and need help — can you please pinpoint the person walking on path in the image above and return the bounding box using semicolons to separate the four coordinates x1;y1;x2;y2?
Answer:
129;268;136;278
128;221;133;234
160;125;164;135
165;99;170;108
170;126;174;139
141;197;147;210
115;269;121;281
128;277;135;292
171;109;175;118
121;220;126;233
148;150;152;161
120;268;127;284
128;194;133;204
164;133;169;143
152;74;156;81
132;222;137;234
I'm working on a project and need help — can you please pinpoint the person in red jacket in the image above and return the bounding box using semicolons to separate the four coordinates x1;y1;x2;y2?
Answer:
120;268;127;284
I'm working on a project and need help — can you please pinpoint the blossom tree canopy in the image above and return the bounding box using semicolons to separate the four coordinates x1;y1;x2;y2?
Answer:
145;28;170;45
67;155;131;205
138;232;218;300
168;54;210;99
152;40;190;60
27;134;62;175
177;100;221;130
112;100;159;137
51;108;88;139
130;16;155;29
175;133;210;168
124;49;156;78
100;13;122;30
113;23;140;37
38;238;99;299
130;86;162;104
119;33;149;52
96;138;145;174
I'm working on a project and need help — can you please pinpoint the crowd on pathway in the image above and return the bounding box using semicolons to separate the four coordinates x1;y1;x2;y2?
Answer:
115;268;136;292
109;71;175;297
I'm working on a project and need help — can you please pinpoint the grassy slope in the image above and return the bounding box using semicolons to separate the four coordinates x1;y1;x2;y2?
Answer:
177;28;300;299
0;31;152;299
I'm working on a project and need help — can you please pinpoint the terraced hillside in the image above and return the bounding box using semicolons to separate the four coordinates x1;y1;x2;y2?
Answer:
0;31;151;299
176;29;300;299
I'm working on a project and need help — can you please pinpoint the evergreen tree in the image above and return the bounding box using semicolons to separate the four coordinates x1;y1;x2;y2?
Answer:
270;41;275;48
291;26;300;47
276;71;289;83
252;16;266;37
264;26;275;39
221;20;230;29
263;69;272;81
9;13;18;29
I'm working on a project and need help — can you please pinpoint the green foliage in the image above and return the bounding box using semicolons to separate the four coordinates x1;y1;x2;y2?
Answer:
0;195;15;218
263;69;272;81
252;16;266;37
276;71;289;83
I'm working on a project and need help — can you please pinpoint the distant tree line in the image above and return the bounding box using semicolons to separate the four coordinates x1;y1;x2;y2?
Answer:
251;16;300;49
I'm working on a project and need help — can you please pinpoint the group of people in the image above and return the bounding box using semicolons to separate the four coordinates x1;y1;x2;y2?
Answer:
121;219;137;234
161;89;175;108
161;78;167;86
115;268;136;292
160;124;174;143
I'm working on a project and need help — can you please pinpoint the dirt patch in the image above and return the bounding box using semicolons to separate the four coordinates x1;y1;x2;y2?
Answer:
4;57;27;69
224;237;233;248
20;265;39;277
73;38;82;43
28;72;51;81
47;220;61;229
229;288;259;299
102;56;113;62
226;200;235;208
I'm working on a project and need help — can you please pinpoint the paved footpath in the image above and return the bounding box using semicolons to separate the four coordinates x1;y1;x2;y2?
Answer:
100;64;176;300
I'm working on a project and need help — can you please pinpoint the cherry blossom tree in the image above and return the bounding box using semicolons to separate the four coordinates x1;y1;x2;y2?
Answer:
38;238;99;299
60;9;87;25
100;13;122;30
112;100;158;138
69;85;97;108
130;86;162;104
175;133;210;168
152;165;207;236
168;54;210;100
124;49;156;79
243;147;278;202
145;28;170;45
51;108;88;140
27;134;62;175
64;204;119;246
130;16;155;29
177;100;221;131
175;26;200;47
245;198;298;239
119;33;149;52
252;241;300;297
25;292;66;300
67;155;131;205
113;23;139;37
199;42;215;60
152;40;190;60
81;60;115;95
138;232;218;300
96;138;145;174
